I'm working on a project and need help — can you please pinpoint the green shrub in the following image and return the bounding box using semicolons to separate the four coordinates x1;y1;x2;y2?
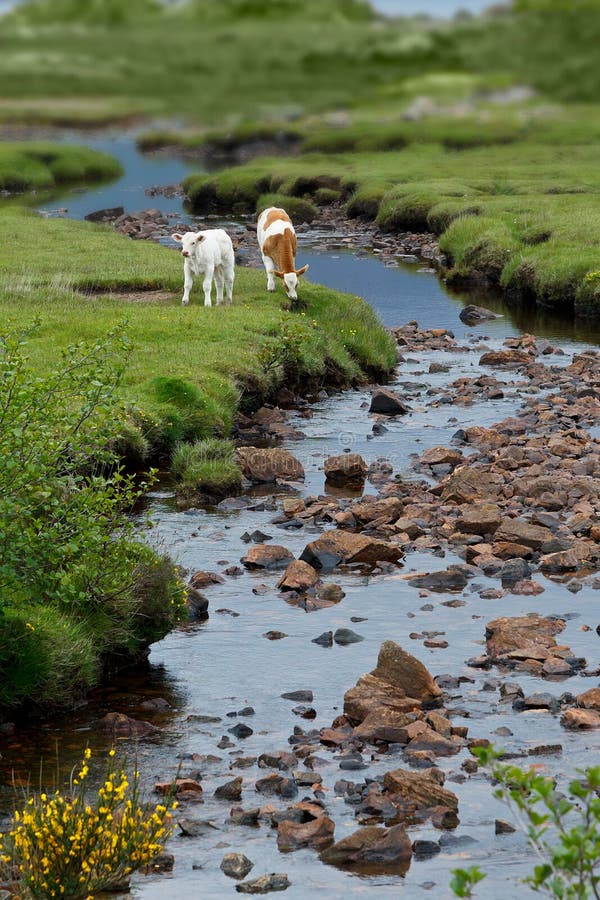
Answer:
376;188;439;231
0;323;186;711
172;438;241;500
315;187;342;205
256;193;317;223
451;745;600;899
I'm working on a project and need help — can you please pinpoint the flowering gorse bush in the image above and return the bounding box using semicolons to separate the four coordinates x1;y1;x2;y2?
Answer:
0;748;176;900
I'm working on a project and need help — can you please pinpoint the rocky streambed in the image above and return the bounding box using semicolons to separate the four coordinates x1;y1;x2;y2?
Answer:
3;320;600;900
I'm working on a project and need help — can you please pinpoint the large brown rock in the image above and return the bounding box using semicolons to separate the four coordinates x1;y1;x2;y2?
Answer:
300;530;403;569
458;503;502;535
277;560;319;592
486;615;565;661
324;453;367;483
576;688;600;710
241;544;294;570
495;518;554;550
561;708;600;730
479;349;532;367
383;768;459;810
420;447;463;467
344;641;441;724
236;447;304;483
352;708;417;744
277;815;335;852
369;388;411;416
350;497;404;525
320;824;412;873
440;467;504;503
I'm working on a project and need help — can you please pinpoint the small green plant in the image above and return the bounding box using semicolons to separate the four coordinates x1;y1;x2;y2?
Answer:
451;745;600;899
0;747;176;899
450;866;487;898
257;316;312;377
171;438;241;499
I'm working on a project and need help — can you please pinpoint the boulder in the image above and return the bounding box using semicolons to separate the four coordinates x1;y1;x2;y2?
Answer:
300;531;403;569
344;641;442;724
369;388;411;416
479;349;531;367
495;518;554;550
277;815;335;852
236;447;304;483
101;713;159;738
440;467;504;503
235;873;291;894
324;453;367;483
576;688;600;710
350;497;404;524
221;853;254;880
486;615;566;662
460;304;501;325
320;824;412;872
241;545;294;570
407;567;469;592
420;447;463;467
561;708;600;729
458;503;502;535
277;560;319;593
383;768;459;810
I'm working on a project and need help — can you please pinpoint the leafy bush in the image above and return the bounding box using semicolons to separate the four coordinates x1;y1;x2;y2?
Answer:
0;748;176;899
451;745;600;899
0;323;186;710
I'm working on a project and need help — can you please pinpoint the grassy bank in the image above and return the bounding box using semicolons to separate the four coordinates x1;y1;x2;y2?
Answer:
0;206;394;714
184;140;600;317
0;206;396;455
0;141;122;192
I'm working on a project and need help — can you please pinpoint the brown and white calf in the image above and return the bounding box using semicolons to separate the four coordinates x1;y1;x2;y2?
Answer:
257;206;309;301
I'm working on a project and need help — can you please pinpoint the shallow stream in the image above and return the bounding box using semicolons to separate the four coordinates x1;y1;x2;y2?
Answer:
2;133;599;900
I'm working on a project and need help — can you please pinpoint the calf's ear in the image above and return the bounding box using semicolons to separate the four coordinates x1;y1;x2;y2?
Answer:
296;264;309;277
195;234;205;243
172;233;183;242
274;270;285;279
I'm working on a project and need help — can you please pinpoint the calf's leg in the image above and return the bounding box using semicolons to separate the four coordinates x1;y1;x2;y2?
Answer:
202;266;214;307
182;259;193;305
214;266;225;306
262;253;276;292
224;265;234;306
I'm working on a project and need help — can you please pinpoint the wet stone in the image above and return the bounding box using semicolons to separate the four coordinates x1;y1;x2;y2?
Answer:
221;854;254;880
334;628;364;645
214;777;243;801
281;690;313;703
235;873;291;894
229;723;254;739
312;631;333;647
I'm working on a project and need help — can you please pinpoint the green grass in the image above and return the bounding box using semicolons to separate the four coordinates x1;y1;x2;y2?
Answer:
184;142;600;317
172;438;242;502
0;207;396;459
0;141;122;192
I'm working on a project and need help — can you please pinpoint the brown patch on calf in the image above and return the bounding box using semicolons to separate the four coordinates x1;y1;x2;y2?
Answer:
263;232;297;275
263;207;292;230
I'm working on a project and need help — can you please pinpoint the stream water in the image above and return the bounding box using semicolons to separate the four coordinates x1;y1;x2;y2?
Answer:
2;133;599;900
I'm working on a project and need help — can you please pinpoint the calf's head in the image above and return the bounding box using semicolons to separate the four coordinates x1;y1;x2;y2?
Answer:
173;231;205;258
275;264;309;301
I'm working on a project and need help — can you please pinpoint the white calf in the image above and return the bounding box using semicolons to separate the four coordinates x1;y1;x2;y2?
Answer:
172;229;235;307
257;207;309;301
